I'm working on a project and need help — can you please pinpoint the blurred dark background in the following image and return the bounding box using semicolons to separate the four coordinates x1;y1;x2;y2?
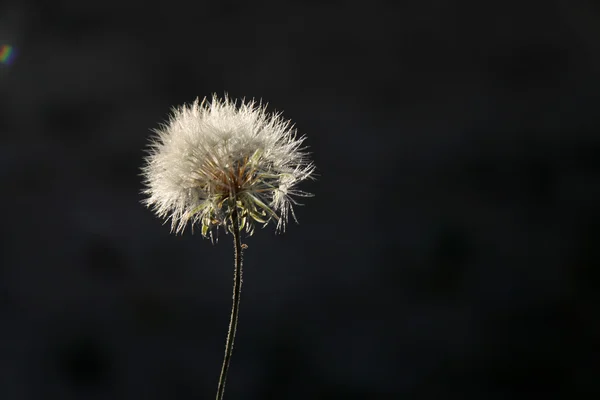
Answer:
1;0;599;398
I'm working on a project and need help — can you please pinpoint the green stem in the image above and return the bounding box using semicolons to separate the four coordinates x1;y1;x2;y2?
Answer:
216;205;244;400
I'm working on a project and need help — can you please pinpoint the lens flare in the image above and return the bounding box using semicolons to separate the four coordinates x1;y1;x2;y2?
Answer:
0;45;16;65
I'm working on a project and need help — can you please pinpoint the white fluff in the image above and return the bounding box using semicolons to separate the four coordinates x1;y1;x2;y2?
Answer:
141;94;315;239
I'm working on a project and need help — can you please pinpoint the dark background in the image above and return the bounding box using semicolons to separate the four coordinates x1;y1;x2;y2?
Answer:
1;0;599;398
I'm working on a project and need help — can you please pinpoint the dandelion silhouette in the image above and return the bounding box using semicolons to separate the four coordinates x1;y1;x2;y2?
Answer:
141;94;315;399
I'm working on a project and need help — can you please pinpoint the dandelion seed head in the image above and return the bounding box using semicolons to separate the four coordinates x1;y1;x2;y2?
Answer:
141;94;315;239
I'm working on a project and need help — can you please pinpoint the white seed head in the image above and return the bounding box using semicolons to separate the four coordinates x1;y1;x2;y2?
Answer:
141;94;315;240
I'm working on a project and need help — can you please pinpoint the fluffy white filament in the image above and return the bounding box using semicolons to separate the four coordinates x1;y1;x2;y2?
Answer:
141;94;315;239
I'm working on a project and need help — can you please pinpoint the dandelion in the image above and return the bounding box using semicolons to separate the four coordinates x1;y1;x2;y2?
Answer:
141;94;315;400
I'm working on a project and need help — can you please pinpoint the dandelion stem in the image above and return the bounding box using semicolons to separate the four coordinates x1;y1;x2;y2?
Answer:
216;203;244;400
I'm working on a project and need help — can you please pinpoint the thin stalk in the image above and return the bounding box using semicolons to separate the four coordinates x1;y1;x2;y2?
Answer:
216;204;244;400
